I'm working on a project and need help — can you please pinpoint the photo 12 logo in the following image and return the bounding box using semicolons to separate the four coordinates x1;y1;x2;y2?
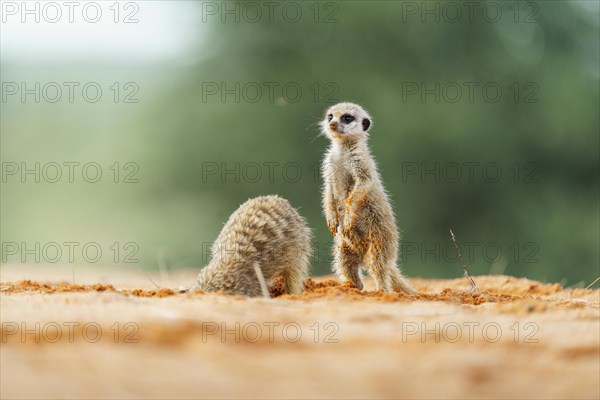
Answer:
1;322;139;344
1;82;140;104
200;81;339;104
399;1;539;24
400;241;540;264
200;161;304;184
401;321;540;343
399;162;540;184
1;162;139;183
1;242;140;264
200;321;340;344
1;1;140;24
199;1;340;24
200;241;313;264
401;81;539;103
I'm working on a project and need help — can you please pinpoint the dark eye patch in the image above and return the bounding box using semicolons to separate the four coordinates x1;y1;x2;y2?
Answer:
327;114;333;122
341;114;355;123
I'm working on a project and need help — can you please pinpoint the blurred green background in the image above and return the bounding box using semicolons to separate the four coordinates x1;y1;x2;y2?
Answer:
1;1;598;286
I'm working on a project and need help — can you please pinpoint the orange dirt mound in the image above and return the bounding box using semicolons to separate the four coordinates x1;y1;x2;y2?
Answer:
0;280;177;298
0;277;586;306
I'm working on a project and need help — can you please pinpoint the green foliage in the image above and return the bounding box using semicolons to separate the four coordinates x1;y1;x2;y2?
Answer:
2;1;598;285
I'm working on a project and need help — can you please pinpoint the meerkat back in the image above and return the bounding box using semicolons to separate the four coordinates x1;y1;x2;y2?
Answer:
191;195;312;297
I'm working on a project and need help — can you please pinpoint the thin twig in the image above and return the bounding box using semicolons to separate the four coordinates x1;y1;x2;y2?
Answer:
449;229;480;292
584;276;600;290
143;269;161;290
156;248;170;285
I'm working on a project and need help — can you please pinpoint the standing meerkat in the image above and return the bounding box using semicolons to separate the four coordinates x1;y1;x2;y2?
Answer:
321;102;414;294
187;195;312;297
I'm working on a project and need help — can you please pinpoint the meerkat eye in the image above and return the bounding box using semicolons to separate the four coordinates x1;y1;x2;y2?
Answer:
342;114;355;124
327;114;333;122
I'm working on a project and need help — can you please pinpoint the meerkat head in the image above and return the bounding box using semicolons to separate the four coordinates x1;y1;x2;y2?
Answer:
321;102;371;142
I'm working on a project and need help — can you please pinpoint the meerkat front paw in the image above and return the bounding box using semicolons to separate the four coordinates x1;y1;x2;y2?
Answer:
339;224;355;241
341;216;354;236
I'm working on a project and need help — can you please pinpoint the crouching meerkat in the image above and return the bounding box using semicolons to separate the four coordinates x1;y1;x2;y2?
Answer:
186;195;312;297
320;102;414;294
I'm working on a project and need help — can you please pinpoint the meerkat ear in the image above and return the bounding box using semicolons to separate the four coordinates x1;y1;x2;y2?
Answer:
362;118;371;131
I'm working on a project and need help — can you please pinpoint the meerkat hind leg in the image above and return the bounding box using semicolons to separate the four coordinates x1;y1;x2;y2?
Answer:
336;243;364;290
281;266;305;295
367;244;392;292
280;243;309;295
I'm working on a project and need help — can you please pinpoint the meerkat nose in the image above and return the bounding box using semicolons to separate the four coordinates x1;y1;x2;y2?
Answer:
329;122;338;130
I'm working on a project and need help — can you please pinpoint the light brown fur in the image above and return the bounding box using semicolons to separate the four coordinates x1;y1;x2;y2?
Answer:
188;195;312;297
321;102;413;294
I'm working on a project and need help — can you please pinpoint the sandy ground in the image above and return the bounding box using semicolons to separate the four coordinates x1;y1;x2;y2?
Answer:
1;264;599;400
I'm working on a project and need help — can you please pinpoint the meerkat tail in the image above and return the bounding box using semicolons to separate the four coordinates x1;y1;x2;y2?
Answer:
252;262;270;299
390;268;415;294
